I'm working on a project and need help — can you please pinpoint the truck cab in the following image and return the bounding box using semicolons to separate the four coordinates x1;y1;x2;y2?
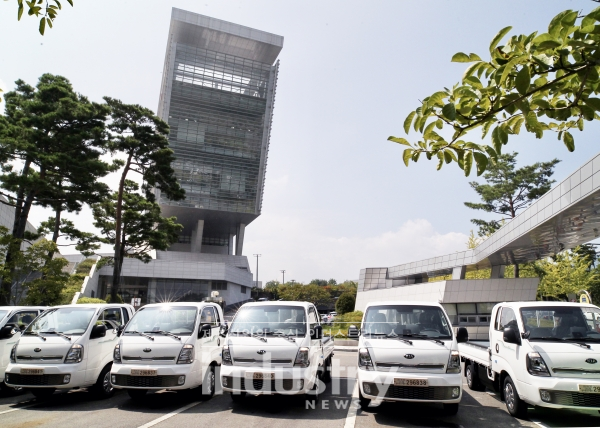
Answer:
220;301;334;400
460;301;600;418
111;302;224;400
352;301;462;415
4;304;133;399
0;306;46;392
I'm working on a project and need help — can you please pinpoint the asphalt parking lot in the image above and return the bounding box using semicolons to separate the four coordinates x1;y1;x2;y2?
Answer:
1;353;600;428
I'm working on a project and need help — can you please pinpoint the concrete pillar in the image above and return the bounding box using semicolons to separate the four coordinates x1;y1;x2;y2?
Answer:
228;234;234;255
190;220;204;253
490;265;506;278
235;223;246;255
452;266;466;280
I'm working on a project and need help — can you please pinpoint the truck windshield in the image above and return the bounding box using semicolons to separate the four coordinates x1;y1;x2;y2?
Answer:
125;306;197;336
25;307;96;336
0;310;8;322
363;305;453;339
520;306;600;341
230;306;306;336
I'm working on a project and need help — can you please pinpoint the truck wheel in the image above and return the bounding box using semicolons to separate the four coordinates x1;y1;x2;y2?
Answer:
91;365;114;399
30;388;55;399
443;403;459;415
503;376;527;418
321;356;332;383
201;365;215;399
466;363;485;391
230;391;246;402
127;389;147;401
359;388;371;411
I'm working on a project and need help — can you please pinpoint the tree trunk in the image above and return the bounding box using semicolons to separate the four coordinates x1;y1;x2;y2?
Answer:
514;263;520;278
112;154;132;302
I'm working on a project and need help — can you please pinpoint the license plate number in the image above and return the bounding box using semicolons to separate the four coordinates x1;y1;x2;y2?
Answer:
20;368;44;375
131;369;157;376
247;372;274;380
579;384;600;393
394;378;428;387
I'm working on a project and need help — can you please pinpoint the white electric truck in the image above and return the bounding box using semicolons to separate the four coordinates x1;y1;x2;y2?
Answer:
220;301;334;400
458;301;600;418
4;304;133;399
350;301;462;414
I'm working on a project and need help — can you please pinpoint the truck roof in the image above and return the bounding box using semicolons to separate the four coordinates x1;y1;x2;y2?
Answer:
364;301;444;309
141;302;218;309
497;301;599;309
0;306;47;311
50;303;134;309
241;301;313;309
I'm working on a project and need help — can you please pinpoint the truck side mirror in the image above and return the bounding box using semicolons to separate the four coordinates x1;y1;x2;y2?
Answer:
0;325;16;339
456;327;469;343
311;325;322;340
219;324;229;337
199;323;212;339
90;324;107;339
116;325;125;337
348;325;360;339
503;327;521;345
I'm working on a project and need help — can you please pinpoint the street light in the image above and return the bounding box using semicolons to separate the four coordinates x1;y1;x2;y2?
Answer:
280;270;286;285
253;254;261;289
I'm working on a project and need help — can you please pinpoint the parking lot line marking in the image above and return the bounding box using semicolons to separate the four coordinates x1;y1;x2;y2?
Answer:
0;403;37;415
137;401;201;428
529;420;549;428
343;383;359;428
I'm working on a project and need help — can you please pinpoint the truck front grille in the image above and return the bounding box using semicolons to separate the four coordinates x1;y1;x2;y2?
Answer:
112;375;180;388
223;376;299;392
5;373;64;386
547;390;600;407
363;383;455;400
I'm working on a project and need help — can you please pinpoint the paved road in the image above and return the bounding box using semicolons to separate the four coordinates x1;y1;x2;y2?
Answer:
1;353;599;428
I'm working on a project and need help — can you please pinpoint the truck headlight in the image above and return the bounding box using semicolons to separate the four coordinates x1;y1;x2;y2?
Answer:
294;347;310;367
446;350;461;373
64;344;84;364
177;344;194;364
9;344;16;363
222;345;232;366
358;348;374;370
527;352;550;377
113;344;122;364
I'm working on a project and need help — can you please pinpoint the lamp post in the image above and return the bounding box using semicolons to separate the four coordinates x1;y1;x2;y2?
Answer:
281;270;286;285
253;254;261;290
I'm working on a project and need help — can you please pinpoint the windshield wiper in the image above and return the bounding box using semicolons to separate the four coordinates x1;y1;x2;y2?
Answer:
233;331;267;342
529;336;591;349
270;332;298;342
385;332;413;345
563;337;592;349
23;331;46;341
126;330;154;341
407;334;445;346
41;331;71;341
147;330;181;341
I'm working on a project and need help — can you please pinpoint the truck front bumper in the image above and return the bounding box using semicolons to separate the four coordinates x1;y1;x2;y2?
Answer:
358;369;462;403
517;376;600;409
4;362;88;389
220;365;318;395
110;363;200;390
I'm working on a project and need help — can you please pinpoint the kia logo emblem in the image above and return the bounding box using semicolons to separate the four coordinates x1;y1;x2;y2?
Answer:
404;354;415;359
586;358;598;364
257;350;266;355
143;348;151;353
34;348;41;352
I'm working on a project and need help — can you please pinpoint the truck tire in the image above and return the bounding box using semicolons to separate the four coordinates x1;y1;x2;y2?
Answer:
30;388;55;399
201;365;215;399
466;362;485;392
91;364;114;399
443;403;459;415
321;356;332;383
503;375;527;418
359;388;371;410
127;389;147;401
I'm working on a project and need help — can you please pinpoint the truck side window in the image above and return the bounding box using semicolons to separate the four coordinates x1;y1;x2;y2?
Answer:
499;307;518;331
213;307;221;326
122;307;130;324
308;307;318;329
101;308;123;329
200;307;218;327
6;311;38;330
494;308;503;331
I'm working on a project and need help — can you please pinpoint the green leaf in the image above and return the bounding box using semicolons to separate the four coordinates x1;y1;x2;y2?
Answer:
436;152;444;170
444;149;457;163
578;117;584;131
54;0;62;9
427;91;447;108
463;151;473;176
549;10;572;38
469;53;482;62
403;111;415;134
560;10;578;29
18;2;24;20
402;149;413;167
462;62;483;80
563;131;575;152
388;136;411;146
435;119;443;129
473;152;488;176
584;97;600;111
515;65;530;95
500;56;523;85
525;111;543;138
489;26;513;54
423;121;436;138
66;0;73;6
451;52;471;62
483;145;498;161
39;16;46;35
442;103;456;120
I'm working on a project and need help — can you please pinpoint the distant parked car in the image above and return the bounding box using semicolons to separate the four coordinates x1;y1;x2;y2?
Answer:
257;298;269;302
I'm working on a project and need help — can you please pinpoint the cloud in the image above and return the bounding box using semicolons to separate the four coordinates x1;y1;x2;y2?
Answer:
244;217;468;283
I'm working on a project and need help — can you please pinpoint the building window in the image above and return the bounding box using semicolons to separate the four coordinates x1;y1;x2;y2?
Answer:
456;302;498;326
240;286;247;294
211;281;227;291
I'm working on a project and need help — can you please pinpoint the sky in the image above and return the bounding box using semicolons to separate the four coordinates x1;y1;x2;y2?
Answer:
1;0;599;284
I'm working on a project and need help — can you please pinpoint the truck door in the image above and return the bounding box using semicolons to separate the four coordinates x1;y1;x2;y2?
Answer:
85;307;120;383
1;309;39;372
492;306;521;374
198;306;219;379
308;306;322;368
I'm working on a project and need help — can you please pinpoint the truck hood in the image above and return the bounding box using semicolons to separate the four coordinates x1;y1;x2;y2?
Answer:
364;338;453;374
531;341;600;379
225;336;304;367
15;335;77;364
120;335;193;365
